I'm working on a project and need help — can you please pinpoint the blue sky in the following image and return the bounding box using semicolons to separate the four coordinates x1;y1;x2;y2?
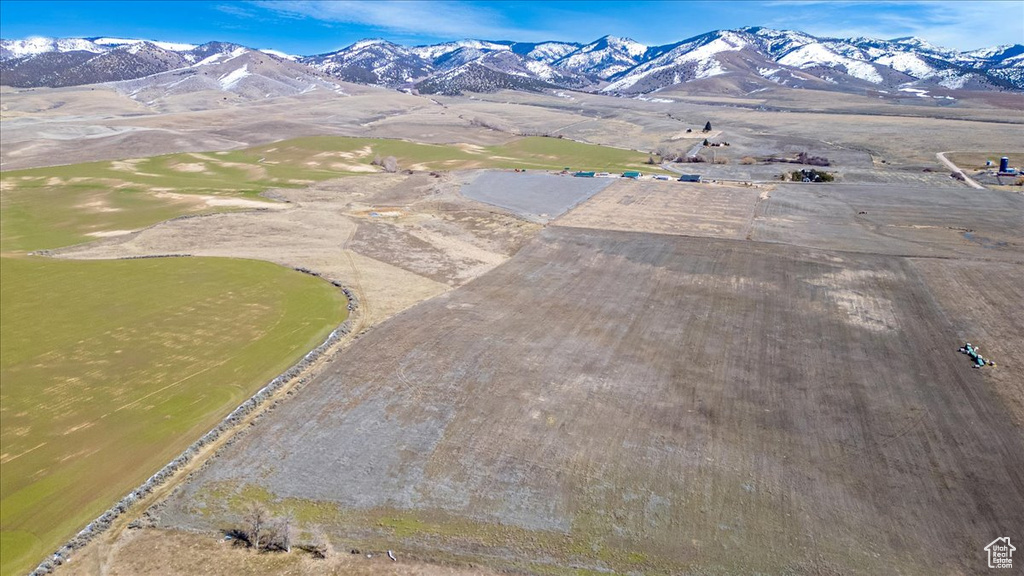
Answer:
0;1;1021;54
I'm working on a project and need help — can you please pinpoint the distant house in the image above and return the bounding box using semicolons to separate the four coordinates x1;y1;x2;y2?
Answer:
574;171;595;178
622;171;642;179
677;174;702;182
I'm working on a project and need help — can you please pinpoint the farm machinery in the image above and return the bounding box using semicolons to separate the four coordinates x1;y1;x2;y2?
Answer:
959;343;996;368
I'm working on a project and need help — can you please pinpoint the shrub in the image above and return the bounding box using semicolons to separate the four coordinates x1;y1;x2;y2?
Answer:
796;151;830;166
739;156;757;165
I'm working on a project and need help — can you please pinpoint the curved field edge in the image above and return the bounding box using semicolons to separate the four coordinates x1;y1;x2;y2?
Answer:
0;256;348;576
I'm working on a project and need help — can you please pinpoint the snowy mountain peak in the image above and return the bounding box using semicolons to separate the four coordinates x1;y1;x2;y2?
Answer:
410;39;511;61
2;29;1022;94
595;35;648;57
345;38;399;51
511;41;582;63
89;37;197;51
889;36;942;51
552;35;650;79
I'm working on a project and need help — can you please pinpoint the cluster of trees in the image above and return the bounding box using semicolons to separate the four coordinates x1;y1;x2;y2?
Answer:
786;169;834;182
237;502;332;557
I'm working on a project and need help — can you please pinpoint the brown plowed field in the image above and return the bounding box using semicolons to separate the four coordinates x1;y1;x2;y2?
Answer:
909;259;1024;425
553;179;765;239
158;223;1024;575
751;183;1024;261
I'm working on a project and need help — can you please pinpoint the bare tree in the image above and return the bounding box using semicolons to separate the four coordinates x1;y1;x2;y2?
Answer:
382;156;398;173
243;502;270;551
276;514;294;553
309;528;333;559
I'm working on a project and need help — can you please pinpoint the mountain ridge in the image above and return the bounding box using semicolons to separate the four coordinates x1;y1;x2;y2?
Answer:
3;28;1021;96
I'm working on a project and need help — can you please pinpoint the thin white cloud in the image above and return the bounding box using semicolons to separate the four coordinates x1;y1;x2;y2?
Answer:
250;0;1021;52
762;1;1023;51
253;0;556;42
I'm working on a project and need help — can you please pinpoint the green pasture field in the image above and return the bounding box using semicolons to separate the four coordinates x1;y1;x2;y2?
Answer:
0;256;347;576
0;136;655;253
246;135;659;173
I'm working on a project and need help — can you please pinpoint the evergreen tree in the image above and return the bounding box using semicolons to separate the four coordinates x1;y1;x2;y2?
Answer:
703;121;712;132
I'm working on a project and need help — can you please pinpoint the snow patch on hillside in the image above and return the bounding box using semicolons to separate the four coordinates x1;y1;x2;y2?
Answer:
2;37;105;57
525;60;555;80
603;34;744;92
875;52;933;77
934;69;971;89
778;42;883;83
525;42;579;63
219;65;250;89
260;49;297;60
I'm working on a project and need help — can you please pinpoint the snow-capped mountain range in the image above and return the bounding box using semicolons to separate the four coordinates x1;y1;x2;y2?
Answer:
2;28;1021;98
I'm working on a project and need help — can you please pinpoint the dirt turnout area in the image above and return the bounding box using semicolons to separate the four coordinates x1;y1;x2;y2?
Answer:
156;221;1024;575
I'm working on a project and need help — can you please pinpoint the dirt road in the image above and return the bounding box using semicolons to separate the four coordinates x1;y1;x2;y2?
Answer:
937;151;986;189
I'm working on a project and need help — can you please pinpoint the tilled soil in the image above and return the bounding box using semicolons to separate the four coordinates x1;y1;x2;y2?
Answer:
158;224;1024;575
751;183;1024;261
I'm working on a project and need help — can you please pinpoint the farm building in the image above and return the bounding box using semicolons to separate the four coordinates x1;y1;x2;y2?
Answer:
574;171;596;178
622;171;642;179
677;174;702;182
